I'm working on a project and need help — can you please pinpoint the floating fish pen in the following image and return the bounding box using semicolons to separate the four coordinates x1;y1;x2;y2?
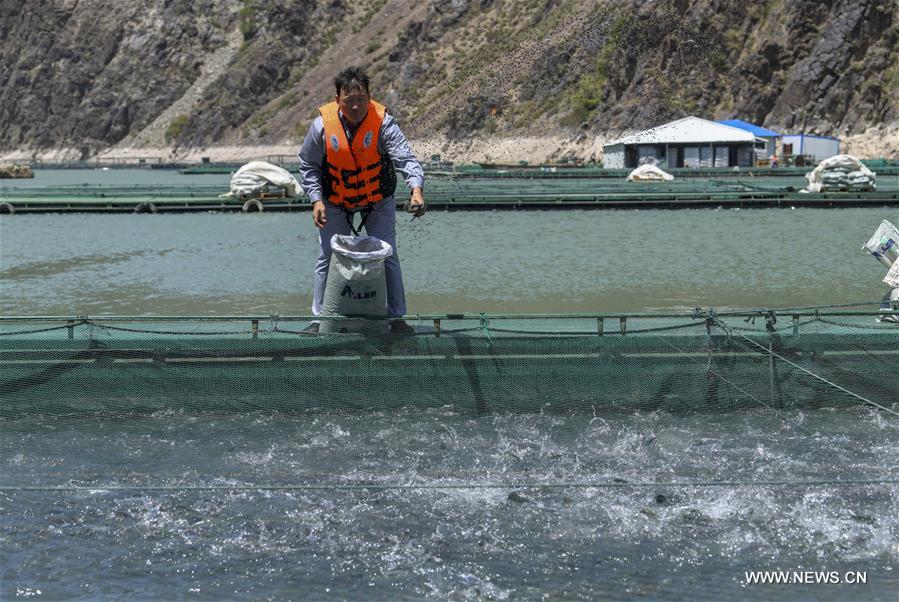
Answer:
2;310;896;417
0;184;245;213
3;177;899;213
175;162;899;177
449;164;899;179
419;175;899;208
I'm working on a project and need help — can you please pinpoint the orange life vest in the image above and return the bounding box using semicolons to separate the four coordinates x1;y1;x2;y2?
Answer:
320;99;396;210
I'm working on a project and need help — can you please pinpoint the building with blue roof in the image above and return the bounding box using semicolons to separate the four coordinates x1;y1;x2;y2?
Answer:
716;119;781;161
603;116;761;169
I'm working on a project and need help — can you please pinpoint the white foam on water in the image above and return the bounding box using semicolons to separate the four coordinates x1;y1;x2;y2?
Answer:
4;408;897;599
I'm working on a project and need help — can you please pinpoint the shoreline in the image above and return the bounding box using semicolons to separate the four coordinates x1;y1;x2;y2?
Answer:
1;125;896;166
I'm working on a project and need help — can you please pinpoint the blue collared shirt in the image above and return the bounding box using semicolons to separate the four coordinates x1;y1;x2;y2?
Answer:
298;110;424;203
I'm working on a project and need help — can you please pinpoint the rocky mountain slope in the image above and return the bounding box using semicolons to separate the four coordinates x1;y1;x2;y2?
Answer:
1;0;896;159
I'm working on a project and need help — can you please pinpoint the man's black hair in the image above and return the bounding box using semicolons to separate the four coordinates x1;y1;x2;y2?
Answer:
334;66;370;97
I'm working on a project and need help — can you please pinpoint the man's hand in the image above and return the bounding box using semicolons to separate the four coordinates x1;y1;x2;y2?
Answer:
408;187;425;218
312;201;327;228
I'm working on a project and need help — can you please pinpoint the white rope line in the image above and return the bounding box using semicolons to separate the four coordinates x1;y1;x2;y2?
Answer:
3;478;898;492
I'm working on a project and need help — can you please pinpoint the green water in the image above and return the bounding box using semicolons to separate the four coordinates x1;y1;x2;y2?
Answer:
0;207;894;316
3;172;898;602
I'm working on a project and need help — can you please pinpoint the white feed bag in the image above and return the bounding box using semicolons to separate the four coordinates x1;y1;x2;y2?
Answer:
885;261;899;288
626;164;674;182
805;154;875;193
862;220;899;268
227;160;300;197
320;235;393;333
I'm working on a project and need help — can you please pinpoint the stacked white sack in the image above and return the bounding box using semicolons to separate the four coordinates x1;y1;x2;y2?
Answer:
226;161;301;197
805;155;876;193
626;164;674;182
885;261;899;288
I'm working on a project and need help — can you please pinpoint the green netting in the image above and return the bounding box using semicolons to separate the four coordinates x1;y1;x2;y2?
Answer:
4;174;898;212
175;163;899;176
3;310;898;602
2;310;897;417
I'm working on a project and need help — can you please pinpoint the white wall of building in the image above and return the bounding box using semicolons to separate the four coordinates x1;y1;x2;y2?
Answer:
603;117;769;169
602;144;625;169
762;137;777;158
782;135;840;161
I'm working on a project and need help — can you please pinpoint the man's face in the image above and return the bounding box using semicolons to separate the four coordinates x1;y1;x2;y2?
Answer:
337;88;370;126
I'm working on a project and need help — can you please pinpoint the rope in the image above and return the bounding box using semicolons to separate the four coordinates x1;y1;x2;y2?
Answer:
814;315;899;330
0;322;87;336
86;321;254;336
411;327;482;336
731;317;819;333
709;316;899;418
0;316;867;338
272;326;345;336
484;321;703;336
479;313;492;342
653;334;800;423
344;207;373;236
2;304;894;327
747;300;886;312
5;478;897;492
270;325;486;337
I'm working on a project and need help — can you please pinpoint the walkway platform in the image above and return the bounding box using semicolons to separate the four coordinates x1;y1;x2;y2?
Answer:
3;179;898;213
2;312;896;415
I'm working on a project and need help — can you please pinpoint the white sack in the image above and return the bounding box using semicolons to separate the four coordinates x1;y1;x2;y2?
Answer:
227;160;300;197
885;262;899;288
880;287;899;322
862;220;899;268
805;155;876;193
626;164;674;182
320;235;393;333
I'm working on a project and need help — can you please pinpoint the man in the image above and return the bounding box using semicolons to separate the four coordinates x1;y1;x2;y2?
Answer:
298;66;425;333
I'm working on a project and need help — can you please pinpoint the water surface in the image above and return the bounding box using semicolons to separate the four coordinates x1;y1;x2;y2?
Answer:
3;409;897;600
1;191;897;601
1;208;894;315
